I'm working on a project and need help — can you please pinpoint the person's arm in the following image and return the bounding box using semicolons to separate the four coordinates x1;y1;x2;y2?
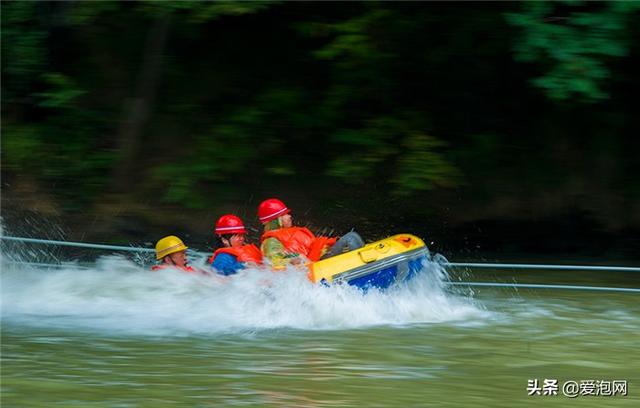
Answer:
211;252;243;276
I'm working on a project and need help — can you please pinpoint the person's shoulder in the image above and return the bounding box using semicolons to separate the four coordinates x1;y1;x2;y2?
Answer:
295;226;315;237
214;252;236;263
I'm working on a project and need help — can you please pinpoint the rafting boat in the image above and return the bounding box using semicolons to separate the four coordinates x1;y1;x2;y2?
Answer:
307;234;428;290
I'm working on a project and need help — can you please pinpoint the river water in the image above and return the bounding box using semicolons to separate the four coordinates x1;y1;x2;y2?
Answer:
1;254;638;407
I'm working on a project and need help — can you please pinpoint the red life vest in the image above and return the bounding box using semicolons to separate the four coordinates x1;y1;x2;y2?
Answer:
151;264;196;273
208;244;263;264
261;227;337;262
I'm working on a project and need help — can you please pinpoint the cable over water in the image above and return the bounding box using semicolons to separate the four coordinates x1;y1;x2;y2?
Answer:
3;235;639;272
1;235;155;253
446;262;640;272
447;282;640;294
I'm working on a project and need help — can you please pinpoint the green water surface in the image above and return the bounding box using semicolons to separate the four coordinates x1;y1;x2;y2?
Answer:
2;286;638;408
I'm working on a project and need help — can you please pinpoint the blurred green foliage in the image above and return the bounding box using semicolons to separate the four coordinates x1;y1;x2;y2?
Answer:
507;1;640;101
1;1;638;233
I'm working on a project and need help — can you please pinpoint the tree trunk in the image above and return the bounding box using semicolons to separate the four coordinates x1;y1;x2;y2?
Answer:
112;14;171;193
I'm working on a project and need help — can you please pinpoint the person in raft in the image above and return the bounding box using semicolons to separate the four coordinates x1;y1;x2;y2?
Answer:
258;198;364;269
209;214;263;276
152;235;196;273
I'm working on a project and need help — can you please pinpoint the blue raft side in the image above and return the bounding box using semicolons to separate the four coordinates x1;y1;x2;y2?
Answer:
347;265;398;290
346;254;427;290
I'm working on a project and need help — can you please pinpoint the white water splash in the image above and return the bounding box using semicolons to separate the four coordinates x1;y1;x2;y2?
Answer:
1;255;487;336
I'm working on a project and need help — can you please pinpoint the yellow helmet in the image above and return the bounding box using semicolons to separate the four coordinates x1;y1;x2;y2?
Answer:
155;235;188;260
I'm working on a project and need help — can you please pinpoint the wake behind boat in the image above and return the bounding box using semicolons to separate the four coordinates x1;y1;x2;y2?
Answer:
1;232;431;291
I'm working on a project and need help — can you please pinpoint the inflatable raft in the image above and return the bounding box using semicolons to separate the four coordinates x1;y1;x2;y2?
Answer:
308;234;428;290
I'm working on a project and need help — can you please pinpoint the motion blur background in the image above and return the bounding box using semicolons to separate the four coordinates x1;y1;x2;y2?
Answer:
2;1;639;260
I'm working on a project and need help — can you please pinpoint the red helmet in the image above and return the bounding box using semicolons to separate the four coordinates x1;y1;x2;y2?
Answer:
258;198;290;224
215;214;247;235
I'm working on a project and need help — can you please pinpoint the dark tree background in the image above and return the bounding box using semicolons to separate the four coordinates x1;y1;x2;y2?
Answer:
2;1;639;260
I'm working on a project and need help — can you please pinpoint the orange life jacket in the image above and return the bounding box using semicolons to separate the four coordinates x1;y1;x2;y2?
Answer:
208;244;263;264
151;264;196;273
261;227;337;262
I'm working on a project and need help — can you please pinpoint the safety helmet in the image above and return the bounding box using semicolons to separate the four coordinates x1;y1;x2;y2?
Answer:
258;198;290;224
155;235;188;260
215;214;247;235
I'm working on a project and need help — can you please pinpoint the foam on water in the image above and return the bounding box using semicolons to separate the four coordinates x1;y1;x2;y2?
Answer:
1;254;487;336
